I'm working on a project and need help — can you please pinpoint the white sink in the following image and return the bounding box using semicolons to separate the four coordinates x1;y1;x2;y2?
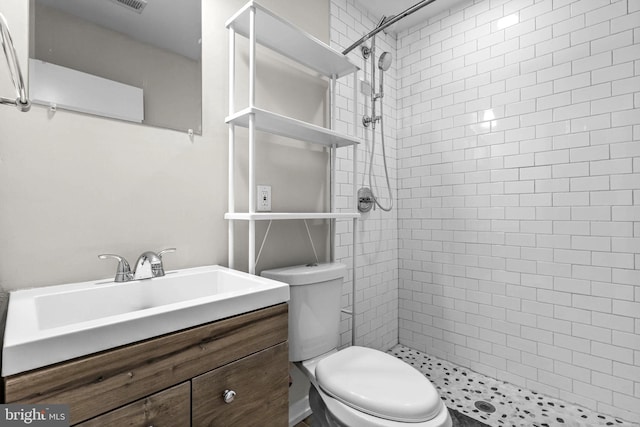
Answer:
2;265;289;376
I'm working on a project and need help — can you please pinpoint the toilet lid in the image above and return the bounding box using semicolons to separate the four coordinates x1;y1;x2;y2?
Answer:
315;346;442;422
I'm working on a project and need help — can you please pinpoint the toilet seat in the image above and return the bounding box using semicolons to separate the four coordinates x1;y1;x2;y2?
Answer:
315;346;442;423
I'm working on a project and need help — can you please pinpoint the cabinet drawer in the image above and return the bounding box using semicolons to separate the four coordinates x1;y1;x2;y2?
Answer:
192;342;288;427
76;382;190;427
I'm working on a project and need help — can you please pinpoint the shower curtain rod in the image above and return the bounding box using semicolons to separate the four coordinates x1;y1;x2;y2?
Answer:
342;0;438;55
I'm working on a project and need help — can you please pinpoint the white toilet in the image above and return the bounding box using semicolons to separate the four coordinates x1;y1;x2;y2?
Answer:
262;263;452;427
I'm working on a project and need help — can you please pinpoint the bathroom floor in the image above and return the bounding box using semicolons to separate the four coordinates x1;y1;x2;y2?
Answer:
294;416;313;427
389;345;635;427
292;344;635;427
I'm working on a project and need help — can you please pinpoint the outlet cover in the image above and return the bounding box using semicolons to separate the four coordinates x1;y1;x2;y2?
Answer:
257;185;271;212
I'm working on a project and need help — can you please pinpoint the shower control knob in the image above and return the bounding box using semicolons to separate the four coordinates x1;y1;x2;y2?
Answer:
223;389;236;403
357;187;374;213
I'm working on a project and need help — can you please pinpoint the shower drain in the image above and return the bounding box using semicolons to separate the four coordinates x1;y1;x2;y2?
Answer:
474;401;496;413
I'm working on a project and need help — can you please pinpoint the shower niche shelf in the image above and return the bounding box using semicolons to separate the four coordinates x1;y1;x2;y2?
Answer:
226;0;360;274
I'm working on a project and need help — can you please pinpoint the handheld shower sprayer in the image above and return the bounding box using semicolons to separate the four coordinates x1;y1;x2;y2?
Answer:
359;39;393;213
377;51;392;99
378;51;392;71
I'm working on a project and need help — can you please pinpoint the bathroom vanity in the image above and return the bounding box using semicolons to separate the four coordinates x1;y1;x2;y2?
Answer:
3;303;289;426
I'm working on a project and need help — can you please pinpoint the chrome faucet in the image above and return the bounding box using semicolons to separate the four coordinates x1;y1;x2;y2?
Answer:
99;248;176;282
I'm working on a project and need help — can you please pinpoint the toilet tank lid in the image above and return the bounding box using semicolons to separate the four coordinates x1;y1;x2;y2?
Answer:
261;263;346;286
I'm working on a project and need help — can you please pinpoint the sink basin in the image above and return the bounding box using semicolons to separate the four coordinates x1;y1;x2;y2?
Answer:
2;265;289;376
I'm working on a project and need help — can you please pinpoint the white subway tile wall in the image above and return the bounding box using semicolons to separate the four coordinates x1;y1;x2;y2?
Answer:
331;0;639;423
392;0;639;423
330;0;399;352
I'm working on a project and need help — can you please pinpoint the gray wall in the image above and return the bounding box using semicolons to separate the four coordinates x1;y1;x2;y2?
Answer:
0;0;331;291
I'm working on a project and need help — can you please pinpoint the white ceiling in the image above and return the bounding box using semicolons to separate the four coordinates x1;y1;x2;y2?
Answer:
360;0;467;34
36;0;201;60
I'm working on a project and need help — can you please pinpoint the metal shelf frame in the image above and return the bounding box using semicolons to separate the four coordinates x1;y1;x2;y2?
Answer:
226;1;360;276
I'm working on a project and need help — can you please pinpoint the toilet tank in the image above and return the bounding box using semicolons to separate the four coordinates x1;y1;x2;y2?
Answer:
261;263;346;362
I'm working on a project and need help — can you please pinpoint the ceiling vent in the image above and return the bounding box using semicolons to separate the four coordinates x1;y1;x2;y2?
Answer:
109;0;148;14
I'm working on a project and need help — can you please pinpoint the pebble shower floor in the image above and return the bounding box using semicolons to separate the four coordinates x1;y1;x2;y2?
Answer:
389;345;636;427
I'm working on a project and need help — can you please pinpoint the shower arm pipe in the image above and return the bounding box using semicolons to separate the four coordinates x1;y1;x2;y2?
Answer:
0;13;30;112
342;0;438;55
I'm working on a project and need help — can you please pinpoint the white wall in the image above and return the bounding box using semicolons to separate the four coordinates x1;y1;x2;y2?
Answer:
396;0;640;422
331;0;399;352
0;0;331;291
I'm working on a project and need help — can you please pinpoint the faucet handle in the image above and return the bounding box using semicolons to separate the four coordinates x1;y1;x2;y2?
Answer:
158;248;176;259
98;254;132;282
142;248;175;278
154;248;176;277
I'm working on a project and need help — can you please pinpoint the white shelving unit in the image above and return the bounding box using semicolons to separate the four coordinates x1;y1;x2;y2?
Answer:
226;0;360;274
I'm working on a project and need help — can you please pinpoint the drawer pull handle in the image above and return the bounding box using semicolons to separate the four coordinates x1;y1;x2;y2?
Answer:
223;389;236;403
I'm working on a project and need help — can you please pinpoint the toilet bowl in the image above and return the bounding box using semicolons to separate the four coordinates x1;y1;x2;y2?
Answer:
300;347;452;427
261;263;452;427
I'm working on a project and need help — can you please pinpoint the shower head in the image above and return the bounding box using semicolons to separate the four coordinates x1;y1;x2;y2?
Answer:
378;52;392;72
375;51;392;99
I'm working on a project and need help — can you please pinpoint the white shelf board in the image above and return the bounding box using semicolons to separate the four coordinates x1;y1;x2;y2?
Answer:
226;107;361;148
226;1;357;78
225;212;360;221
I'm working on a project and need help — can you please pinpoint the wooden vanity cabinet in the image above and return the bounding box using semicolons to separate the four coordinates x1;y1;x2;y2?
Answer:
3;304;289;426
